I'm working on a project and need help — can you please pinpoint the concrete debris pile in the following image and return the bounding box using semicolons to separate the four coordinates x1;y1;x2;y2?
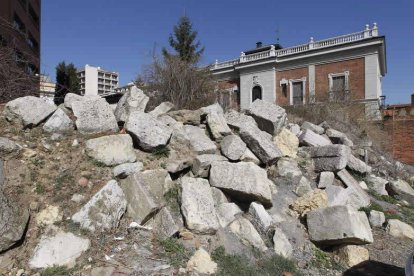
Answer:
1;92;413;275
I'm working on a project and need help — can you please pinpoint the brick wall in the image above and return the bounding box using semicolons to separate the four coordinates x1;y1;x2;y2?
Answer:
217;79;240;110
315;58;365;101
385;117;414;165
275;67;308;106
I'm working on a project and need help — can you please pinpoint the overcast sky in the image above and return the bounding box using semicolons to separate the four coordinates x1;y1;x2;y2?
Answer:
41;0;414;104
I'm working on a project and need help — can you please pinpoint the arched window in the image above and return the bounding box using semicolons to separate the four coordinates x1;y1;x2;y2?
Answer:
252;86;262;102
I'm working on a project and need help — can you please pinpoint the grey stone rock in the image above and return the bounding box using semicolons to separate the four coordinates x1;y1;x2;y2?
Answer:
220;135;246;161
120;170;172;224
72;180;127;232
318;171;335;188
247;99;287;135
168;109;202;125
0;192;29;252
166;158;193;174
240;148;261;165
273;227;293;258
301;121;324;135
4;96;57;128
228;217;267;251
113;162;143;178
210;161;273;207
240;125;282;165
43;108;74;133
386;219;414;240
294;176;313;197
311;145;350;172
369;210;385;227
29;229;90;268
192;154;227;178
158;115;191;147
336;169;370;208
86;134;136;166
347;155;371;174
365;175;388;196
299;129;332;147
183;125;217;154
152;207;180;238
180;177;219;234
325;128;354;147
277;158;302;178
0;137;20;156
206;110;232;141
224;110;257;130
217;203;243;228
125;111;172;151
149;102;174;117
211;187;229;206
72;97;118;134
248;202;273;233
63;93;84;109
114;86;149;123
326;185;370;210
307;205;373;245
387;179;414;204
288;123;302;137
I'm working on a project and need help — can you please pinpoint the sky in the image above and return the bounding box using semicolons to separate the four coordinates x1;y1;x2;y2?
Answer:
41;0;414;104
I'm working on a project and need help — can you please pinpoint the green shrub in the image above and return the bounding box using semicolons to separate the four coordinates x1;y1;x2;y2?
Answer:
159;237;189;268
152;146;170;159
41;265;74;276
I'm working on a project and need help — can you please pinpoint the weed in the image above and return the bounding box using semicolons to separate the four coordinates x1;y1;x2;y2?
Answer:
368;190;399;205
164;186;180;211
359;202;384;215
152;146;170;159
399;206;414;225
32;158;44;167
92;160;106;167
160;162;167;169
159;237;189;267
311;247;331;269
35;183;45;194
54;171;74;191
41;265;74;276
211;246;301;276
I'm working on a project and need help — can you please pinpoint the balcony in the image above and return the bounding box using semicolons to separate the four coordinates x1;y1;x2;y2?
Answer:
213;24;379;70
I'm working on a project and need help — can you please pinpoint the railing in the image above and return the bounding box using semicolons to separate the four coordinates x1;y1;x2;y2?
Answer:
213;24;379;70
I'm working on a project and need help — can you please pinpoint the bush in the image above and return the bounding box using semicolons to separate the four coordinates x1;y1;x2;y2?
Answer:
159;237;190;267
138;55;217;110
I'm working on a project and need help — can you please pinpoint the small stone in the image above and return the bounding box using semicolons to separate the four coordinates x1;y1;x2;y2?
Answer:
369;210;385;227
113;162;143;178
71;194;85;203
29;201;39;212
220;135;246;161
248;202;273;233
386;219;414;240
335;245;369;267
290;189;328;217
273;227;293;258
78;177;89;187
36;205;62;226
72;139;79;147
186;248;217;275
22;148;37;158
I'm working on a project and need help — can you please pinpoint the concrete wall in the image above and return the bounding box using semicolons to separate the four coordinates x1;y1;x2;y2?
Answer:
84;66;98;96
239;64;275;109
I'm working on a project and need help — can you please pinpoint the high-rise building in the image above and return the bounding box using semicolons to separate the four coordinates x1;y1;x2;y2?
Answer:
77;65;119;96
0;0;41;74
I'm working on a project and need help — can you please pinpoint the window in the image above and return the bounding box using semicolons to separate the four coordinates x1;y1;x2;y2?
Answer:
252;86;262;102
289;77;306;105
13;13;26;33
27;32;39;53
328;72;349;101
28;4;39;26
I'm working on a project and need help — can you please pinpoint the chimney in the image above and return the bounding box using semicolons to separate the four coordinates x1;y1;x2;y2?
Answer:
256;41;262;48
411;93;414;105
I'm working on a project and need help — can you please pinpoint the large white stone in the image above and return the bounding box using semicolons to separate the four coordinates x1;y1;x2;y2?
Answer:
86;134;136;166
248;202;273;233
114;86;149;123
224;109;257;130
125;111;172;151
43;108;74;133
228;217;267;251
113;162;143;178
318;171;335;188
4;96;57;128
307;205;373;245
299;129;332;147
365;175;388;196
336;169;370;209
347;155;372;174
192;154;227;178
29;229;90;268
216;203;243;228
149;102;174;117
210;161;273;208
152;207;180;238
247;99;287;135
63;93;84;109
0;137;20;155
240;125;282;165
72;97;118;134
206;109;232;141
184;125;217;154
180;177;219;234
301;121;324;135
335;245;369;267
277;158;302;178
72;180;127;232
386;219;414;240
220;135;246;161
388;179;414;204
311;145;350;172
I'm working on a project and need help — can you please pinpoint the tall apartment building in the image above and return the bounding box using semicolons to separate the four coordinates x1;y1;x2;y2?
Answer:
77;65;119;96
0;0;41;74
212;24;386;118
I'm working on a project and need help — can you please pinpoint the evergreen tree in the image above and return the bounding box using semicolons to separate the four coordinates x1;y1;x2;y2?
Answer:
54;62;80;105
162;15;204;63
